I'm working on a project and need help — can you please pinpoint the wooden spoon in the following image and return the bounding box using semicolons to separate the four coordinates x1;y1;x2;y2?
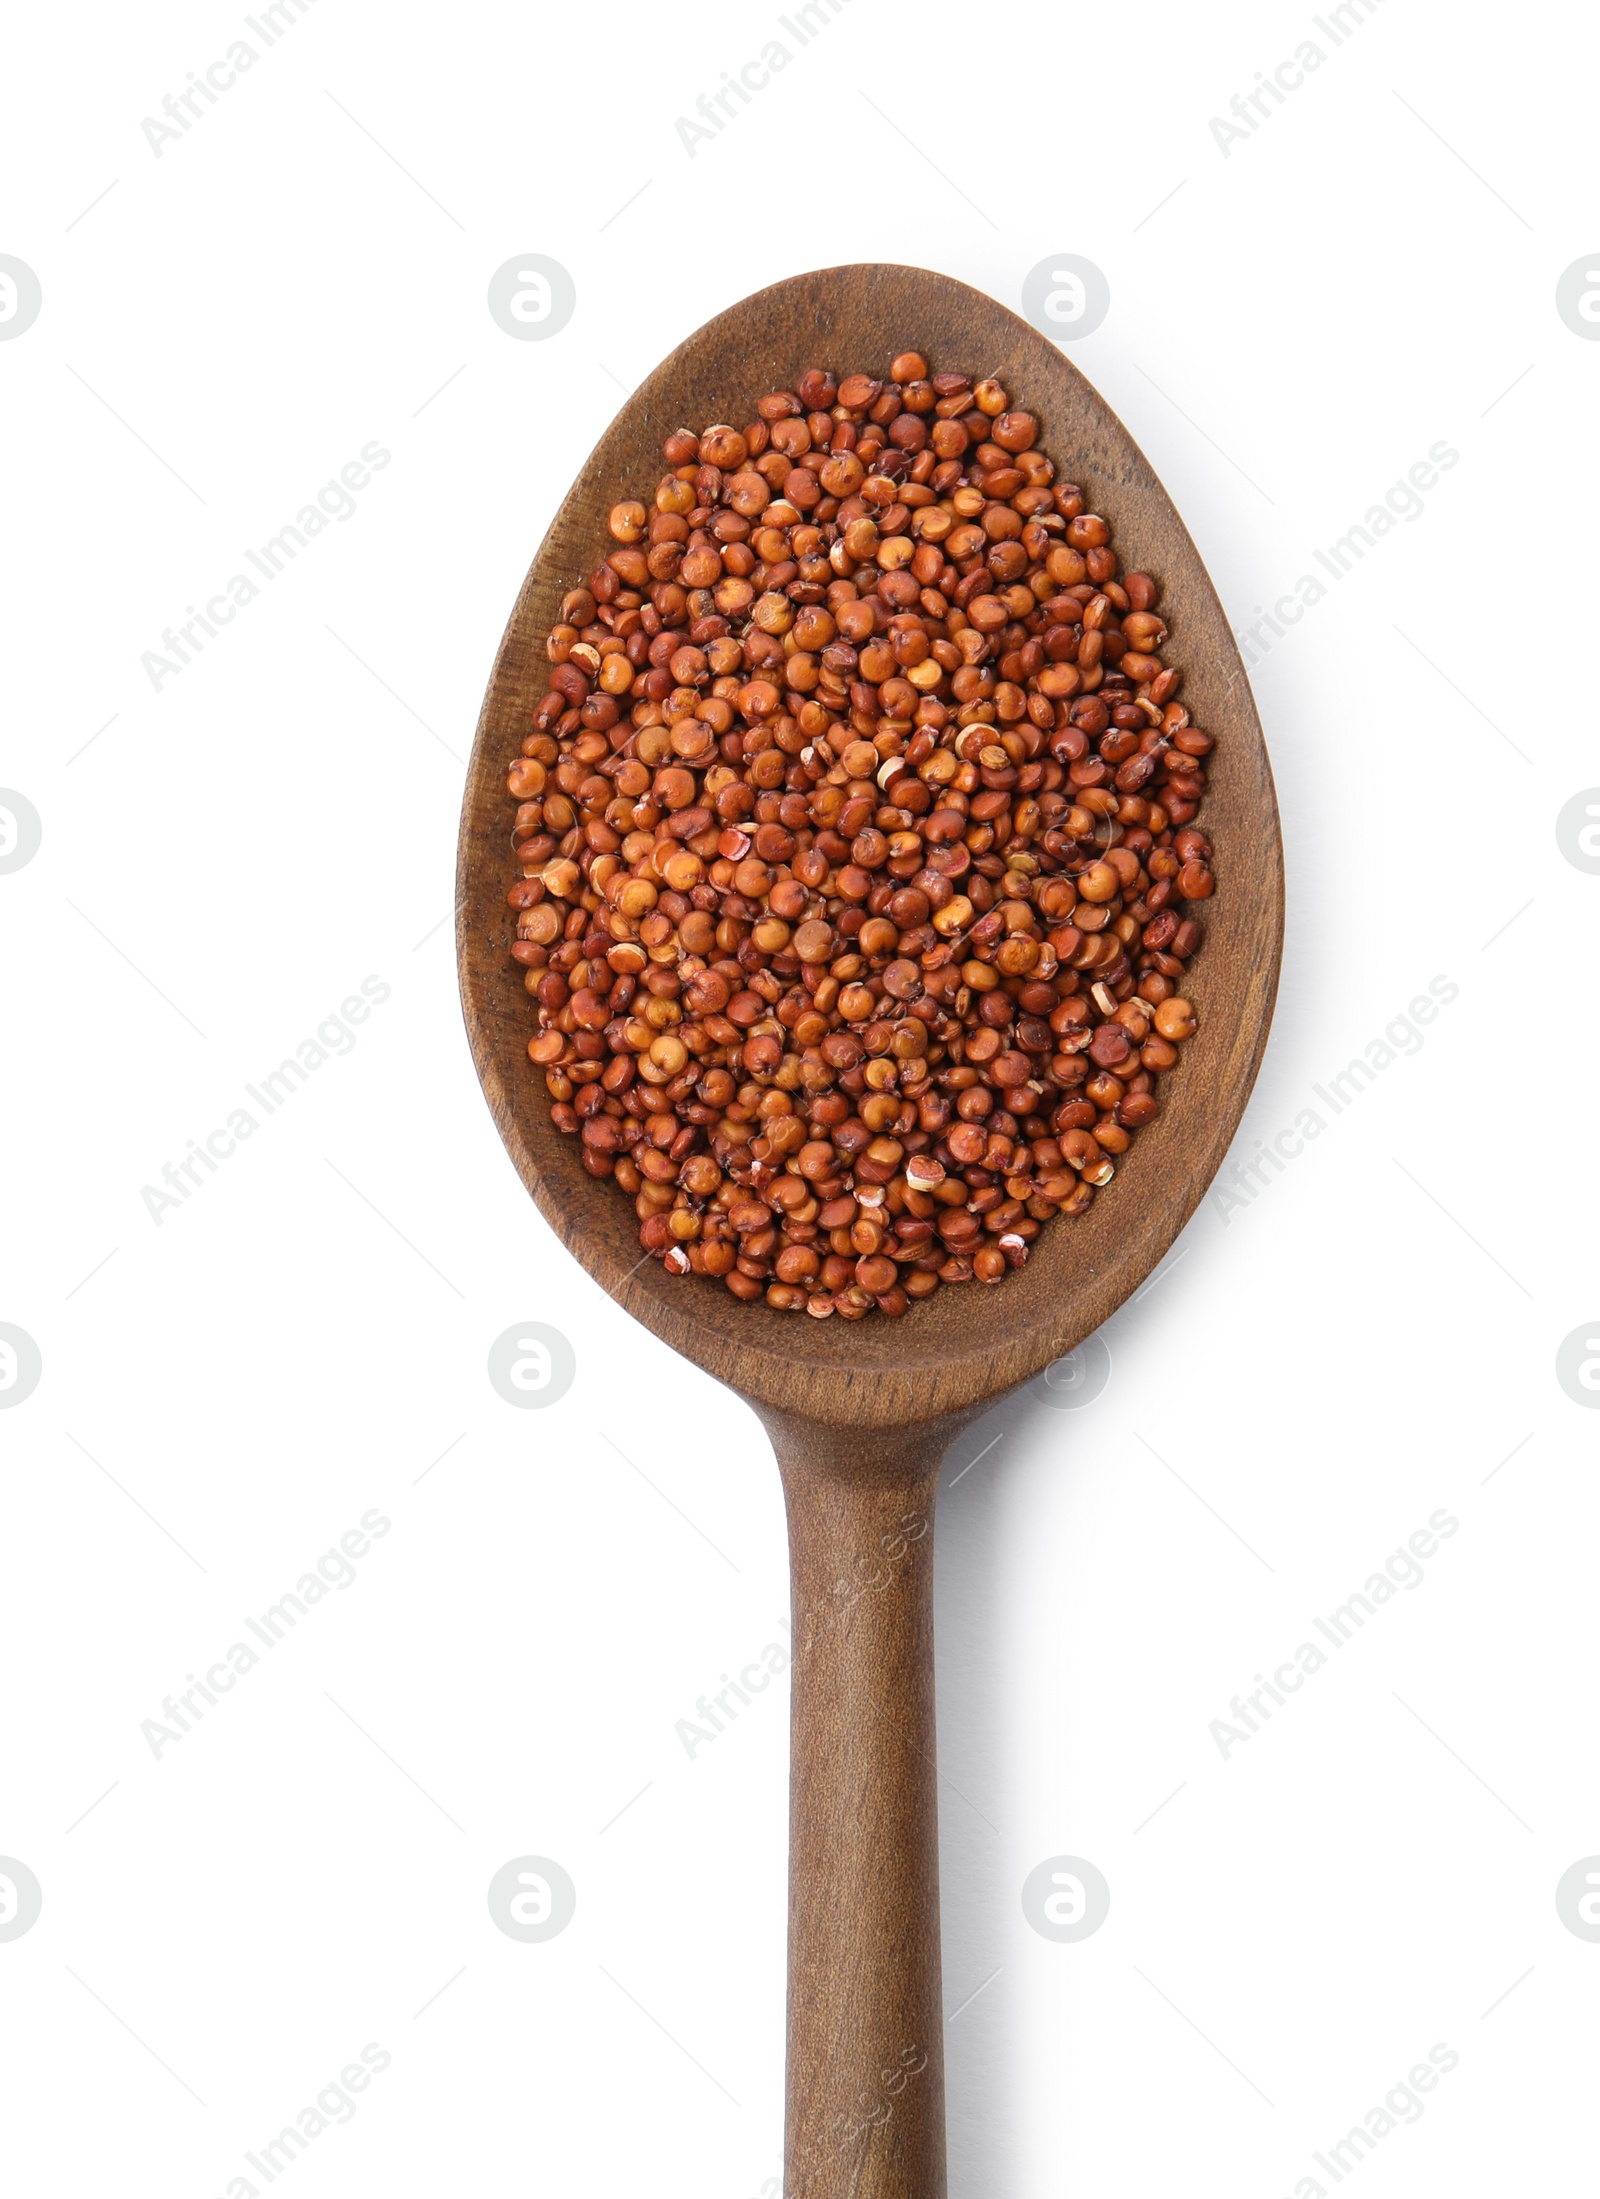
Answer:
457;263;1283;2197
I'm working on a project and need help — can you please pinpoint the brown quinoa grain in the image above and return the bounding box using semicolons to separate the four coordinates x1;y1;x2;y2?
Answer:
505;354;1217;1318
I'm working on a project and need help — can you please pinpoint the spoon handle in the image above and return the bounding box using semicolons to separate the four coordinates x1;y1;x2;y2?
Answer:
766;1412;970;2199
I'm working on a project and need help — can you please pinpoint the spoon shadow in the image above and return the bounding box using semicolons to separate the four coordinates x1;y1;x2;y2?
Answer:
935;1383;1030;2197
933;1227;1205;2193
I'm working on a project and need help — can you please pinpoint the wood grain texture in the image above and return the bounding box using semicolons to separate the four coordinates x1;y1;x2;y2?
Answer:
770;1416;967;2199
456;263;1284;2196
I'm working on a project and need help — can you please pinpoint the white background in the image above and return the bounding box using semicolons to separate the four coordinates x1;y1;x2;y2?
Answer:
2;2;1596;2193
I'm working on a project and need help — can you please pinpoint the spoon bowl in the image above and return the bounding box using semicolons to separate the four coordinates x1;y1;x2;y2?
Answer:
458;262;1283;2197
